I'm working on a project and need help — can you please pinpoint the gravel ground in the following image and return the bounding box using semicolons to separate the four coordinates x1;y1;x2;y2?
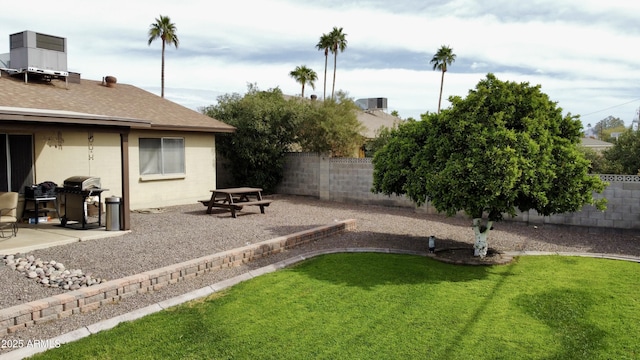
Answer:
1;194;639;350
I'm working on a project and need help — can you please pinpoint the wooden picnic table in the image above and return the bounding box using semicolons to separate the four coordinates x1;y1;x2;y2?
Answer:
199;187;272;218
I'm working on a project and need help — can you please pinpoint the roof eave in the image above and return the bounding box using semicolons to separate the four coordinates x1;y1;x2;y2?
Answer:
0;114;151;128
144;124;236;133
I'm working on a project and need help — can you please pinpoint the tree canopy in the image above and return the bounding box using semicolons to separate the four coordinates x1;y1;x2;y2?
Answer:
202;85;365;191
430;45;456;113
296;91;364;157
202;85;301;192
289;65;317;98
372;73;607;257
590;115;626;142
602;128;640;174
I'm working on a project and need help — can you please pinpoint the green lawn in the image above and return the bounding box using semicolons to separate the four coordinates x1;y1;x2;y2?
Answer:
32;254;639;360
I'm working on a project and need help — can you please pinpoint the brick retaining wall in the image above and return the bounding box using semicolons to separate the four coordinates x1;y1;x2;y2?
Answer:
0;219;357;335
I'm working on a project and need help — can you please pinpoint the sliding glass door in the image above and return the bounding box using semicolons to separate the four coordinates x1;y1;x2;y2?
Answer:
0;134;34;193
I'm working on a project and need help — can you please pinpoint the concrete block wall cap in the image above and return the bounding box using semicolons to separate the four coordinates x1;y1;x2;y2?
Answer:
50;293;78;302
0;304;34;317
23;300;49;312
119;273;151;285
143;265;177;277
76;284;111;297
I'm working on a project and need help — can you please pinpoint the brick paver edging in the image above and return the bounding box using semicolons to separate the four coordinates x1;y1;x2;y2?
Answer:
0;219;357;336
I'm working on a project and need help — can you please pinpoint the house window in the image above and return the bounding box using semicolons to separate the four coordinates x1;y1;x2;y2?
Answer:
139;137;185;175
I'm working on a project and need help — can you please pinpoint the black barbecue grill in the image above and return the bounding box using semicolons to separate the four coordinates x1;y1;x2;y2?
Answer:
57;176;109;229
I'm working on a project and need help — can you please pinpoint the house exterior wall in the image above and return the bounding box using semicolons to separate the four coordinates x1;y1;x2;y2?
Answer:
276;153;640;231
32;128;216;211
33;129;122;198
128;130;216;210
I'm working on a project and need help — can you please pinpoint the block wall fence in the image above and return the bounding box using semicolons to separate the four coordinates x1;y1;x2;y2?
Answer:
275;152;640;231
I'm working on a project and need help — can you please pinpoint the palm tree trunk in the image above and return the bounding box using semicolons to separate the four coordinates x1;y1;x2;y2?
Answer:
301;83;305;98
161;41;166;98
437;70;445;113
323;54;328;100
332;51;338;99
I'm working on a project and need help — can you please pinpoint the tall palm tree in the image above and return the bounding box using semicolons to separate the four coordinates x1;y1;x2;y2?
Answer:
148;15;179;98
289;65;318;98
316;33;332;100
328;27;348;99
430;45;456;113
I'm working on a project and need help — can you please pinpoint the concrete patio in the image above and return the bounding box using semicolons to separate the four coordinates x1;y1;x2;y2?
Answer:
0;220;129;255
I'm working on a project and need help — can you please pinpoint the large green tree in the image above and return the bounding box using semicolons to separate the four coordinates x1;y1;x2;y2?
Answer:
202;86;365;190
201;85;302;192
316;33;332;100
289;65;317;98
578;146;610;174
148;15;179;98
592;115;626;142
328;27;348;99
603;128;640;174
430;45;456;113
372;74;606;257
297;91;364;157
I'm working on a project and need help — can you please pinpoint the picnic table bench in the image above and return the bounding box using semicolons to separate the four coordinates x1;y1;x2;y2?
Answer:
199;187;272;218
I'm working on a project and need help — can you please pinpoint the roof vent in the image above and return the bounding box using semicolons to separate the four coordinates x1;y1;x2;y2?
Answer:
104;76;117;88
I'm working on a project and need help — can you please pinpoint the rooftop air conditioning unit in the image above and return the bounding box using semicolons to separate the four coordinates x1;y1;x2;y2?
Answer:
355;97;388;111
9;30;68;76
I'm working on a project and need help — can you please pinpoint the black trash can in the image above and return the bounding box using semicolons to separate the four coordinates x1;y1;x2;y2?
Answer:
105;196;121;231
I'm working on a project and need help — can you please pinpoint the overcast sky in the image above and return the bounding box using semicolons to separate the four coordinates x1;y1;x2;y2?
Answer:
1;0;639;127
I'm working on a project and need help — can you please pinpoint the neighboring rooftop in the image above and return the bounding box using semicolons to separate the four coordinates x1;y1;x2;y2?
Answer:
581;137;614;152
357;109;403;139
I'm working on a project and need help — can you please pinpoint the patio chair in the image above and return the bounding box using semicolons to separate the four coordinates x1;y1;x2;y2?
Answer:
0;192;19;238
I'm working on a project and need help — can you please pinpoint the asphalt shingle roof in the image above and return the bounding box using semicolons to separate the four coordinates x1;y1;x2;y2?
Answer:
357;109;403;138
0;71;234;133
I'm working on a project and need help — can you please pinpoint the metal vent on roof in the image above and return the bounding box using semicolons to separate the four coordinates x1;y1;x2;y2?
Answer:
355;97;388;111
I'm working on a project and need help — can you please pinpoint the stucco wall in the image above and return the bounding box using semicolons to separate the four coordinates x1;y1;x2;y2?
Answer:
128;131;216;210
276;153;640;231
33;129;122;199
31;129;216;211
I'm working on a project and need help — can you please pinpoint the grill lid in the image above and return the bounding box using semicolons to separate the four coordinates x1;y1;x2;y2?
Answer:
63;176;101;190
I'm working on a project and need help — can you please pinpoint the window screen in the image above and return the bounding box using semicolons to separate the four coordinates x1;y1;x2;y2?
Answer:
139;137;185;175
